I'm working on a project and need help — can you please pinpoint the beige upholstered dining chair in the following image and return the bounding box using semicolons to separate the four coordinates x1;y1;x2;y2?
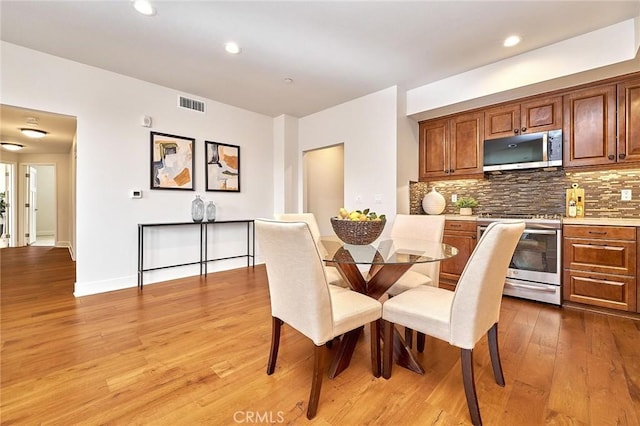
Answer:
274;213;346;287
386;214;446;296
382;221;525;426
255;219;382;419
385;214;445;348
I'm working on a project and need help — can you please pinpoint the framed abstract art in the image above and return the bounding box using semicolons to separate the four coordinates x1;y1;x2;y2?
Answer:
205;141;240;192
150;132;195;190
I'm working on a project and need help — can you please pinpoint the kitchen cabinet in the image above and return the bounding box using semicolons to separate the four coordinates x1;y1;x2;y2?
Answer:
439;220;477;290
563;225;637;311
563;84;617;168
617;77;640;165
419;112;484;180
484;96;562;140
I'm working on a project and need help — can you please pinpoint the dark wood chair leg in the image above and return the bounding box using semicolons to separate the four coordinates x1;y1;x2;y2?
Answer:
370;320;381;377
461;348;482;426
267;317;282;375
404;327;413;348
416;332;426;353
488;323;505;386
382;320;394;379
306;345;325;419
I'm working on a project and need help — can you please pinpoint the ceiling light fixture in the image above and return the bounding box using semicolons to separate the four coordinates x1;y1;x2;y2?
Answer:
503;35;521;47
225;42;241;55
20;128;47;138
283;78;294;84
133;0;156;16
1;143;24;151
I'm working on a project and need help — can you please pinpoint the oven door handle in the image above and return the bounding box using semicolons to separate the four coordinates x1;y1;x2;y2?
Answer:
478;226;558;235
505;282;557;293
522;229;558;235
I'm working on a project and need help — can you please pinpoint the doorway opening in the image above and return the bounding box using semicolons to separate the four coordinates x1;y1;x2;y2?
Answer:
21;164;56;246
302;144;344;237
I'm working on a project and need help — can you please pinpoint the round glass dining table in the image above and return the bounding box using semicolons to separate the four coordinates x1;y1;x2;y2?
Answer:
319;237;458;378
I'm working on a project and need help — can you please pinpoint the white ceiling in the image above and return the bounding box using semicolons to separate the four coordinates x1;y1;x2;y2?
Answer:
1;0;639;154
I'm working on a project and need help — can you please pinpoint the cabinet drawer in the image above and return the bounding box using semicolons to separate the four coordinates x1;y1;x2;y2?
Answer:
563;238;636;275
444;220;477;233
563;269;636;311
563;225;636;240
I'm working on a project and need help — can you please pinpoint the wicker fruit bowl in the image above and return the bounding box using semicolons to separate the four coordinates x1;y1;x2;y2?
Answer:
330;217;386;245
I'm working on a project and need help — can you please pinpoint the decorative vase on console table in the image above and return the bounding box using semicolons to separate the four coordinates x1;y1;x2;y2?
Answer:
422;187;446;215
191;195;204;222
206;201;217;222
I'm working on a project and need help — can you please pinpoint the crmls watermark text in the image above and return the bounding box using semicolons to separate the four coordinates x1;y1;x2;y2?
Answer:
233;411;285;424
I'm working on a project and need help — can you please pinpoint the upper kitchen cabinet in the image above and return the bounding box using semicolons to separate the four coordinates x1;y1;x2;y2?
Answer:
563;84;617;168
419;112;483;180
484;96;562;140
617;77;640;164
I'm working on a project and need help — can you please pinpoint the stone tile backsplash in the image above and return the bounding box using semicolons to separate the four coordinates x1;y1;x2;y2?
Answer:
410;168;640;218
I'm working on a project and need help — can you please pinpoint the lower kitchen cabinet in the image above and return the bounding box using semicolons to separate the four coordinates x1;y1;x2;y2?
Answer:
563;225;637;311
439;220;477;290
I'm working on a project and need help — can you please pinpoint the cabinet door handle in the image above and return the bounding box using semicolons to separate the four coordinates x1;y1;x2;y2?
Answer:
588;231;607;235
608;154;615;160
619;153;626;160
450;169;455;173
471;235;477;239
514;129;519;134
521;127;527;132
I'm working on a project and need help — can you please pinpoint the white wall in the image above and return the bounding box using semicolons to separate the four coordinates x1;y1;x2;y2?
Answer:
1;42;274;295
299;87;399;236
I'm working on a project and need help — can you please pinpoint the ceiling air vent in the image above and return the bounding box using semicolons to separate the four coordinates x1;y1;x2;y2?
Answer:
178;95;206;113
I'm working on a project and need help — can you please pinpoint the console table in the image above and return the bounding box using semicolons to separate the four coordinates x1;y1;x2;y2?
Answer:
137;220;255;289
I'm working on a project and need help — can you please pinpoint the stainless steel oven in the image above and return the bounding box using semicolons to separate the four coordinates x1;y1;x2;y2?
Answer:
477;215;562;305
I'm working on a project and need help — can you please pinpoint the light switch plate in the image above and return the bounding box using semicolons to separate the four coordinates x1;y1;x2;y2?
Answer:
451;194;458;203
621;189;632;201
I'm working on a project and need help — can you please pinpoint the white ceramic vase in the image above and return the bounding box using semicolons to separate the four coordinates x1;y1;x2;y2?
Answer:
459;207;473;216
422;187;446;215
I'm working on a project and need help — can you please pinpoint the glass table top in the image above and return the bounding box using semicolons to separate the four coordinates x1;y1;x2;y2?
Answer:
320;237;458;265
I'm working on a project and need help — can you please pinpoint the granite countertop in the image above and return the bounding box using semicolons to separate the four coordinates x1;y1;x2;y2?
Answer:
444;215;640;226
562;217;640;227
443;214;478;222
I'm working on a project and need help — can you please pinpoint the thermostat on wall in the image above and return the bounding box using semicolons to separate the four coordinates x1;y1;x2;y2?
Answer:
131;189;142;199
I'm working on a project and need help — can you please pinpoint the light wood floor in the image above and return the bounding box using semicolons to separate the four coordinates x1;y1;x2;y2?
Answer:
1;246;639;425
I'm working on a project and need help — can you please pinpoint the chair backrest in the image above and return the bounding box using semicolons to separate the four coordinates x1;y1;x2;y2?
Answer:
449;221;525;349
274;213;328;257
390;214;446;285
256;219;334;345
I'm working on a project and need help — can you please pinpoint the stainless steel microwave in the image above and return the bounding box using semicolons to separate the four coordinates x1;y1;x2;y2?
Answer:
483;129;563;172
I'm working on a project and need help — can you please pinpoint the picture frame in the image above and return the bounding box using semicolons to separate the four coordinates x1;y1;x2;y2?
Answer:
205;141;240;192
150;132;195;190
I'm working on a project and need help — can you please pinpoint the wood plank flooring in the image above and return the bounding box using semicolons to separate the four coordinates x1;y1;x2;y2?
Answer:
1;246;639;425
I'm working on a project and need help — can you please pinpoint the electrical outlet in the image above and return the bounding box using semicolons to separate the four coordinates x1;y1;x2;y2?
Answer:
451;194;458;203
621;189;632;201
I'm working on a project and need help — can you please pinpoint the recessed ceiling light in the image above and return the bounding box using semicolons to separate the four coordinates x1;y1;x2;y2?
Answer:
1;143;24;151
20;128;47;138
225;42;241;55
283;78;294;84
503;35;521;47
133;0;156;16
